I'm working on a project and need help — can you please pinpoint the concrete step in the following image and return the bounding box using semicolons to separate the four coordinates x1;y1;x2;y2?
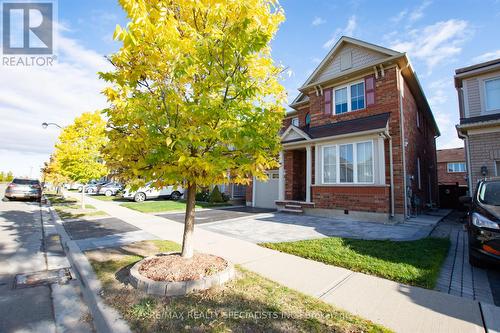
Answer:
285;204;302;209
281;208;303;214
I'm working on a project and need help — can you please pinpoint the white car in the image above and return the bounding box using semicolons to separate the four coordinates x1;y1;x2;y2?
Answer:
123;183;184;202
63;183;84;192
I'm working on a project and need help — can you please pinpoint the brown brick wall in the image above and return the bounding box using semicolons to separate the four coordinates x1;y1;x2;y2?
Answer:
468;131;500;192
312;186;390;213
284;149;306;200
437;162;467;186
401;77;439;208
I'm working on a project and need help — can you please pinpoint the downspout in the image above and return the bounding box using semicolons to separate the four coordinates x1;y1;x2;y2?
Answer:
398;66;409;219
381;131;395;218
458;129;473;191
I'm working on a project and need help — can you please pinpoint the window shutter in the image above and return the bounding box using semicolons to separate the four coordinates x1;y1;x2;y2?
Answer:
324;88;332;114
365;76;375;106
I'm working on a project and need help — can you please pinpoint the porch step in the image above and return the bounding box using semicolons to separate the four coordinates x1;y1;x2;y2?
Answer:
285;204;302;209
282;207;304;215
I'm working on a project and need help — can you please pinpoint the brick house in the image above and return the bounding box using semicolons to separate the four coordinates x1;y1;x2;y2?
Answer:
436;147;468;209
246;37;440;222
455;58;500;193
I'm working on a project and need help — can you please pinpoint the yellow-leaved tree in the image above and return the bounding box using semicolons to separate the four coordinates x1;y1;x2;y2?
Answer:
55;112;108;208
41;153;68;194
101;0;286;258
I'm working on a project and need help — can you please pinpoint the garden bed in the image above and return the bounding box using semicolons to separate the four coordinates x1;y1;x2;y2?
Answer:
87;240;390;332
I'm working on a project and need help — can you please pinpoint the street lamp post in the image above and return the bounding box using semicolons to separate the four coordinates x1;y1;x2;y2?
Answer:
41;122;62;129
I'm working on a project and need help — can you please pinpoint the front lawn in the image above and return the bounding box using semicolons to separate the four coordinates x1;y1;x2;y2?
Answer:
46;193;108;219
120;199;230;213
87;240;390;333
261;237;450;289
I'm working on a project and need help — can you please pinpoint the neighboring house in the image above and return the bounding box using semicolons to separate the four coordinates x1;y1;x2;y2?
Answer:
455;58;500;193
436;147;468;209
246;36;440;222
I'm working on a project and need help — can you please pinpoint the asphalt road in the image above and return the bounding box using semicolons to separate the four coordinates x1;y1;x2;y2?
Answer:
0;183;56;332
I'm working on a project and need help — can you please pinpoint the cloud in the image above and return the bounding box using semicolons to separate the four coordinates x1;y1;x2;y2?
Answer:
472;50;500;63
312;17;326;26
427;78;452;107
323;15;357;49
0;26;111;177
389;19;470;72
311;57;322;65
408;0;432;23
390;1;431;25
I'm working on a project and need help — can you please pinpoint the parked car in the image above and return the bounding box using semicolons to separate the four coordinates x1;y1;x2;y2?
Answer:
461;178;500;267
64;182;84;191
97;182;123;196
86;181;108;194
4;178;41;201
123;182;184;202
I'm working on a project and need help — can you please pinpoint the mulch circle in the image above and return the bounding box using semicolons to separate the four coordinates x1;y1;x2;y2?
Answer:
138;253;228;282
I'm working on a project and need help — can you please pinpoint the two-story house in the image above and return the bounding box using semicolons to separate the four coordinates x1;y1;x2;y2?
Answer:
456;58;500;193
437;147;468;208
246;36;440;222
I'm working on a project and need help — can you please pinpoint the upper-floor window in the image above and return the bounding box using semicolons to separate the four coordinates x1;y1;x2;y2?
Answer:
485;77;500;112
334;81;365;115
291;117;299;127
305;113;311;126
447;162;466;173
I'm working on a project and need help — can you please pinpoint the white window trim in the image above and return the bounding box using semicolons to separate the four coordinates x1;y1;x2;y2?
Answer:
484;76;500;113
333;79;365;115
321;139;375;185
291;117;299;127
447;162;466;173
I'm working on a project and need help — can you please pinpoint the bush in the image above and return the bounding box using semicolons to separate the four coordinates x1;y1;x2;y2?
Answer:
209;185;224;203
195;190;209;202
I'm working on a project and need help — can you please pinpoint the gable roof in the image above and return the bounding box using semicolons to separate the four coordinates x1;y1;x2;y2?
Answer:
437;147;465;163
301;36;403;89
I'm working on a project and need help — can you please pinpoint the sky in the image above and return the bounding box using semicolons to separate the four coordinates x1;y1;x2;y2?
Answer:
1;0;500;178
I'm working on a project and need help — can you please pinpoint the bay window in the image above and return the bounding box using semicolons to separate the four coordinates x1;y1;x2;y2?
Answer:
321;140;374;184
339;144;354;182
323;146;336;183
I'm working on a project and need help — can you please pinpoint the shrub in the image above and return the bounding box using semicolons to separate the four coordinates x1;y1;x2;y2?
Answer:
209;185;224;203
195;190;209;202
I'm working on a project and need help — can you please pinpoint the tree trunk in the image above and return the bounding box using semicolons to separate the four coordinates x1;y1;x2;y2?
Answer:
181;182;196;259
81;184;85;210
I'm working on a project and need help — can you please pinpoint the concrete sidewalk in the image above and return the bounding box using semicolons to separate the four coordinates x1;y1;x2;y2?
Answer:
67;192;498;333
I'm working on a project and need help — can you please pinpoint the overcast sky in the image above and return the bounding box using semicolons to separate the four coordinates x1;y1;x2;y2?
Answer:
1;0;500;178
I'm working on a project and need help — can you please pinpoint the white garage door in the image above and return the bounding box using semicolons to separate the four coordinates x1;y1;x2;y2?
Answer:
254;170;279;209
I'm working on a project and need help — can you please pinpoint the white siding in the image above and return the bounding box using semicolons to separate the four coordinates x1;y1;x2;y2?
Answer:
465;78;481;117
312;45;387;84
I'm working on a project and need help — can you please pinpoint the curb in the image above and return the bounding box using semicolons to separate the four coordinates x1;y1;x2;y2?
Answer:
46;199;131;333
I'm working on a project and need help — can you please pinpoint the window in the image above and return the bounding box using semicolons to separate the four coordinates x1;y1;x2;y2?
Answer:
485;78;500;111
322;141;374;184
323;146;336;183
335;87;348;114
447;162;466;173
496;161;500;176
357;142;373;182
305;113;311;126
291;117;299;126
339;144;354;183
350;82;365;111
416;111;420;128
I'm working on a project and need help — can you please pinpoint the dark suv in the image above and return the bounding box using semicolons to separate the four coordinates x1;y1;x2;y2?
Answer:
4;178;42;201
462;178;500;267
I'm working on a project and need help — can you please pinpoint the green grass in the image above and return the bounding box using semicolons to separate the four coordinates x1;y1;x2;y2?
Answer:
120;199;230;213
90;195;126;202
46;193;107;219
261;237;450;289
88;240;390;333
